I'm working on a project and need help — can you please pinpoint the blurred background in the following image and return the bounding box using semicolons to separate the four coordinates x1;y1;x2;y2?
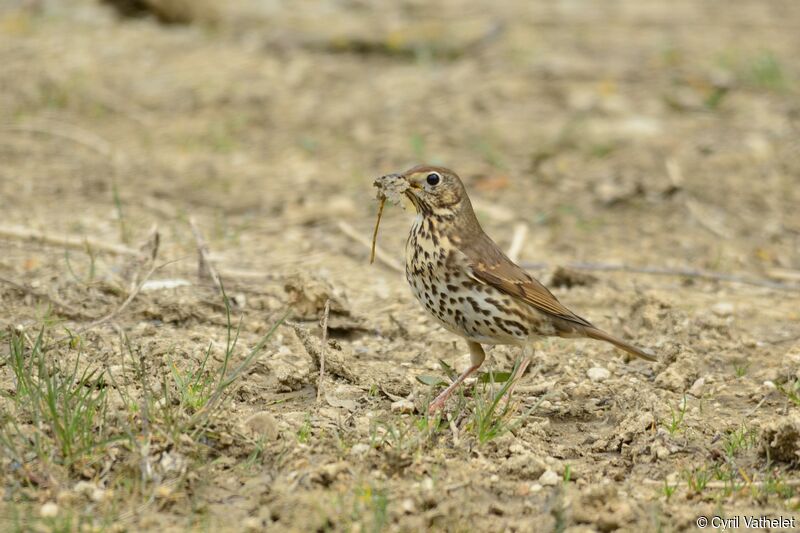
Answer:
1;0;798;285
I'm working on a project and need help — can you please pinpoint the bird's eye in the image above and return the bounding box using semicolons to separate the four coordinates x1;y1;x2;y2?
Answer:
426;173;440;186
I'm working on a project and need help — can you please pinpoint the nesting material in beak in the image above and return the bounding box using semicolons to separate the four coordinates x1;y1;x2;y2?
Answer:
371;174;412;264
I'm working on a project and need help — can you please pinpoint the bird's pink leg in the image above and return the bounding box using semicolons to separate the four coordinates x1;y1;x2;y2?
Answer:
428;342;485;414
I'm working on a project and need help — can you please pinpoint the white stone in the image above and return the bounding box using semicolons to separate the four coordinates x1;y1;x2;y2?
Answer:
40;502;58;518
350;443;370;457
539;469;560;486
243;517;261;531
688;377;705;397
764;380;776;390
390;399;415;414
587;367;611;382
711;302;734;316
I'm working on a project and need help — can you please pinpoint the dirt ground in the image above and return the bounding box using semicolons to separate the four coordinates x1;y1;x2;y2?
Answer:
1;0;800;531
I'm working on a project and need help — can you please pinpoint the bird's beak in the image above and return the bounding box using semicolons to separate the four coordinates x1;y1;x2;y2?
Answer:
401;174;423;191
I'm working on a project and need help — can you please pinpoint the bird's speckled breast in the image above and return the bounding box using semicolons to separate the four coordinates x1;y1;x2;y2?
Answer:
405;214;542;345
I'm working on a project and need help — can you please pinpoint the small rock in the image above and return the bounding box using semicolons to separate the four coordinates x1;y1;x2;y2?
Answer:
421;477;434;492
508;443;526;455
587;367;611;382
653;444;671;460
688;377;705;397
243;517;261;531
539;469;560;486
243;412;279;440
391;399;415;414
711;302;734;317
40;502;58;518
529;483;543;493
350;443;370;457
400;498;416;514
763;380;776;390
73;481;97;496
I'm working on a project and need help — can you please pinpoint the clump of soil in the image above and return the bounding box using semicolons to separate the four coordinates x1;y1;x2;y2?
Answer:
761;415;800;463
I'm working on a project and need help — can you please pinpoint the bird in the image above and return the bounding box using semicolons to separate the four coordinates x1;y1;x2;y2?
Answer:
378;165;656;413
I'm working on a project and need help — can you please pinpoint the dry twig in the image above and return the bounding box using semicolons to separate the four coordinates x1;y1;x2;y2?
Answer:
506;223;528;263
289;321;360;385
0;276;93;320
4;122;117;160
189;217;224;297
317;299;331;402
0;224;140;257
47;228;162;346
521;261;800;291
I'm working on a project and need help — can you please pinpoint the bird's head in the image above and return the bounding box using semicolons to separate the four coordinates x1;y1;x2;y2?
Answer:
399;165;470;217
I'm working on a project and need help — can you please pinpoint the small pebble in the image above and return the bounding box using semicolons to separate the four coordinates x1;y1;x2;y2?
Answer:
763;380;776;390
688;377;705;397
390;399;415;414
539;469;560;486
711;302;734;317
401;498;416;514
40;502;58;518
587;367;611;382
653;444;671;459
350;443;370;457
243;517;261;531
509;444;526;455
529;483;543;493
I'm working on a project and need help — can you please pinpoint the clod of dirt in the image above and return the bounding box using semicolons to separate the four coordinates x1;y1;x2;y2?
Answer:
265;344;312;392
593;411;655;455
500;454;548;480
548;266;598;288
654;344;698;392
571;484;637;532
243;412;279;441
760;414;800;462
284;274;349;319
284;274;366;333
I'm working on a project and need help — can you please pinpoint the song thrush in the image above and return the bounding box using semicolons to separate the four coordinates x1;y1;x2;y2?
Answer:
375;165;656;413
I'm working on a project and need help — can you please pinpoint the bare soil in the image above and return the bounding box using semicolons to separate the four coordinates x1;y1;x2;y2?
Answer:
1;1;800;531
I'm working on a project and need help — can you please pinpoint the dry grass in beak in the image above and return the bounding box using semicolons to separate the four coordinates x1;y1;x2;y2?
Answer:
370;196;386;264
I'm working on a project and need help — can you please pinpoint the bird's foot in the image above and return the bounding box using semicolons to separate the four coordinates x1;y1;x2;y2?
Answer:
427;363;481;414
427;396;448;415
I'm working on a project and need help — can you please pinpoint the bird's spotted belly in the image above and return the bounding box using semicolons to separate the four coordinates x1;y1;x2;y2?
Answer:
406;268;539;345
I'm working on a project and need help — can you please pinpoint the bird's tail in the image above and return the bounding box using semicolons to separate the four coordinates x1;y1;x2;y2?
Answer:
584;327;657;362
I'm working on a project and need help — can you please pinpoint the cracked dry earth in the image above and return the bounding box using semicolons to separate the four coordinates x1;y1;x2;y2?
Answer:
1;0;800;531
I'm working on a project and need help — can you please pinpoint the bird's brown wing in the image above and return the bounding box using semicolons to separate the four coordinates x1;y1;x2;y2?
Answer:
464;238;594;329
